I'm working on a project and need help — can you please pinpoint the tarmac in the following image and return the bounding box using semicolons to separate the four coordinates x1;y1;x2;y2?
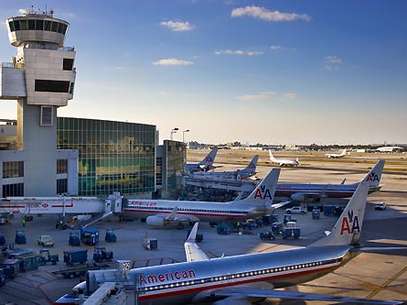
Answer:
0;150;406;305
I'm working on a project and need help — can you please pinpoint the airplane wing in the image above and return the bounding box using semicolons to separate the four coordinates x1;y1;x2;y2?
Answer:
212;287;402;304
184;223;209;262
270;200;291;210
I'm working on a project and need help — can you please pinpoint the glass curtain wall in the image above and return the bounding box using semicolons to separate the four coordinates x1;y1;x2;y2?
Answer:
57;117;156;196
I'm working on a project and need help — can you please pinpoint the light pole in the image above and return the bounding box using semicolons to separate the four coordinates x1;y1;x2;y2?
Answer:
182;129;190;143
170;128;179;140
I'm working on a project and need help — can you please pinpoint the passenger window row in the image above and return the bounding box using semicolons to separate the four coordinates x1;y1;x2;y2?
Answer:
138;258;341;293
9;19;67;34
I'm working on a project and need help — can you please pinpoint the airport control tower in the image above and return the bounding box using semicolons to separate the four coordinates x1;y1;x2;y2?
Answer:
0;8;77;196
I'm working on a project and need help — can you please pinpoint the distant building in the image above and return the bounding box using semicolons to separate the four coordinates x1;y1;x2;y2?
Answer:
376;146;404;152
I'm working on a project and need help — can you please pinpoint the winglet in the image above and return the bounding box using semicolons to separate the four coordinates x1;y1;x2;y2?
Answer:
186;222;199;242
184;222;209;262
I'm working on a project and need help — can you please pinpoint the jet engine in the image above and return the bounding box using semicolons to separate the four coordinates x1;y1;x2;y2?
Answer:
146;215;166;226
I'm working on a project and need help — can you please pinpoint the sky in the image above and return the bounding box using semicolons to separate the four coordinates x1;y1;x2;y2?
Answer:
0;0;406;145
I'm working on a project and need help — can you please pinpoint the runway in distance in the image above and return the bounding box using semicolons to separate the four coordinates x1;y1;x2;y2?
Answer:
184;147;218;173
326;148;347;158
191;155;258;181
62;176;404;305
124;168;286;228
269;150;300;167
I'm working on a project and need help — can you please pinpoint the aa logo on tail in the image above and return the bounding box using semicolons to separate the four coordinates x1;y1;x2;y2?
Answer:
365;172;379;183
254;185;273;200
340;209;360;235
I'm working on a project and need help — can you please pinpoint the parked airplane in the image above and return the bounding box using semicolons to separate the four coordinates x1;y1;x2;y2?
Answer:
184;147;218;173
61;177;403;305
191;155;258;180
326;148;347;158
281;159;384;201
185;160;385;202
124;168;285;227
269;150;299;167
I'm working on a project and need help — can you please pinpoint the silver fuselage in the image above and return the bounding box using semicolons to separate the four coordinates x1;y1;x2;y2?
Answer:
123;199;266;223
106;245;351;305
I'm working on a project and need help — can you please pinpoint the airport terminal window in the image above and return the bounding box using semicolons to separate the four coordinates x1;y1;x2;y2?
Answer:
57;179;68;194
63;58;74;70
3;161;24;178
57;117;156;196
35;80;70;93
57;159;68;174
2;183;24;197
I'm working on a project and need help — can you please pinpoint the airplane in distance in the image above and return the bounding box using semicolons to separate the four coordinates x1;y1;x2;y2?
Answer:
185;160;385;202
184;147;218;173
191;155;258;180
269;150;299;167
124;168;286;228
65;177;404;305
326;148;348;158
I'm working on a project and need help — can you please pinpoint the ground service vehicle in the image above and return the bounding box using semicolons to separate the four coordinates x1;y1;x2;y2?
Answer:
37;235;54;247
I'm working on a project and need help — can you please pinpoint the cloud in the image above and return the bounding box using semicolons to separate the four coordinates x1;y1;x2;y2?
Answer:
231;6;311;22
153;58;194;66
324;55;343;70
237;91;297;102
160;20;194;32
237;91;276;102
270;45;282;51
284;92;297;99
214;49;264;56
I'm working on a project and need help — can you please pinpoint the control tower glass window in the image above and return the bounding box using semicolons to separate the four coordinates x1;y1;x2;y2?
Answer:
51;21;58;32
35;19;44;30
28;19;35;30
20;20;28;30
8;21;15;31
44;20;51;31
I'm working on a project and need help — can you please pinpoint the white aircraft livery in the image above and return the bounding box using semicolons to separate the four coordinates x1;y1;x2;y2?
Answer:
57;172;404;305
125;168;284;227
326;148;347;158
269;150;299;167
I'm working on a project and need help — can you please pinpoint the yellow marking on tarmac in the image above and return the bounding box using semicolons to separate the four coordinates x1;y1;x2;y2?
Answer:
367;264;407;299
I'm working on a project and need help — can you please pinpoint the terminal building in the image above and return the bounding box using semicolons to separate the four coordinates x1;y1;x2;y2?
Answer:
0;9;185;199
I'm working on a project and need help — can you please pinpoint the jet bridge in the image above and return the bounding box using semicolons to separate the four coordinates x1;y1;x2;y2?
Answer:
0;192;125;223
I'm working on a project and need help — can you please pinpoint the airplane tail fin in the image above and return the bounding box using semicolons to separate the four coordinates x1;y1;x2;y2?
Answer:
364;160;385;189
311;180;369;247
239;168;280;207
268;150;277;162
247;155;259;170
200;147;218;166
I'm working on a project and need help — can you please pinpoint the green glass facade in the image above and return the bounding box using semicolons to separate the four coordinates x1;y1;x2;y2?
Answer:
57;117;156;196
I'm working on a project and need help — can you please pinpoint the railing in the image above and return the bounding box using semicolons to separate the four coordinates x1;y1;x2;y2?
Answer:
1;62;24;69
60;46;75;52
